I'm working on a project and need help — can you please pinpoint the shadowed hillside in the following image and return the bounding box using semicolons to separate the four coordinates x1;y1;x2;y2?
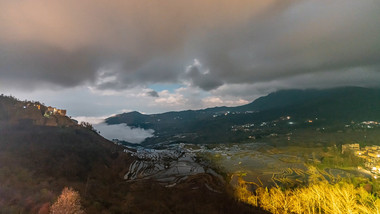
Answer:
0;95;267;213
0;124;133;213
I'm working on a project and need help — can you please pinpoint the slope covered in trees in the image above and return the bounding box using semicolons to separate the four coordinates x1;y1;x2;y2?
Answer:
0;95;266;213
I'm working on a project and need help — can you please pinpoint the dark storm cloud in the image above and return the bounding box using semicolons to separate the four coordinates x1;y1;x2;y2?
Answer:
191;0;380;86
185;62;223;91
0;0;379;91
147;90;159;98
0;42;101;89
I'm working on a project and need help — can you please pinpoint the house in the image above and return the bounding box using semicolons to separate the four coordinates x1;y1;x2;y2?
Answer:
365;146;380;151
44;106;67;117
368;151;380;159
47;106;55;114
342;143;360;154
57;109;66;116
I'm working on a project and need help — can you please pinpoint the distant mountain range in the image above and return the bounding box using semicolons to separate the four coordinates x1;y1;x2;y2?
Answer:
106;87;380;145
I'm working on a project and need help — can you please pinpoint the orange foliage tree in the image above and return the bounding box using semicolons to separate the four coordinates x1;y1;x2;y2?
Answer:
50;187;84;214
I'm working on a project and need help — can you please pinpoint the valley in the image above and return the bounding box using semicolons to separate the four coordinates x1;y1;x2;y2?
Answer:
105;87;380;213
2;87;380;213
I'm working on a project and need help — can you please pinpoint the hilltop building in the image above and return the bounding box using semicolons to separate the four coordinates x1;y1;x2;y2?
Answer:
44;106;66;117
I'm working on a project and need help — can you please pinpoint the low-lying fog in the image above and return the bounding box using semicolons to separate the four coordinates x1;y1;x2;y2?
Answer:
94;123;154;144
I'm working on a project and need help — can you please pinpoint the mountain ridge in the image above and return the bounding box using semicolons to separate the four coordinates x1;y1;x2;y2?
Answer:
105;86;380;145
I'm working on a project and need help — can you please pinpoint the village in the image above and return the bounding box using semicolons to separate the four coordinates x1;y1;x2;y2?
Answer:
22;102;67;117
342;143;380;177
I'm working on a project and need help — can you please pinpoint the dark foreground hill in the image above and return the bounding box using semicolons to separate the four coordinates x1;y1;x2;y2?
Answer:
0;95;267;213
106;87;380;145
0;124;132;213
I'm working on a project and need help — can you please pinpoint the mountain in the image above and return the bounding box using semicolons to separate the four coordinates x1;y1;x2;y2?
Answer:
106;87;380;145
0;95;134;212
238;87;380;119
0;95;266;213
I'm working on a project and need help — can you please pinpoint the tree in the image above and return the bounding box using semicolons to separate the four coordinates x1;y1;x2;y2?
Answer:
80;122;96;132
50;187;84;214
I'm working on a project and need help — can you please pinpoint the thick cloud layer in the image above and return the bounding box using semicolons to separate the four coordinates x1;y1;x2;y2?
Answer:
1;0;378;91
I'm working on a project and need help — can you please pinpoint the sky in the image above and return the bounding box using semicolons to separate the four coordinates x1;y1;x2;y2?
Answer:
1;0;380;122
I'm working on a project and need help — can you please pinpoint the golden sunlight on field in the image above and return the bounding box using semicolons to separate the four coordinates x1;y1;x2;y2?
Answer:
236;177;380;214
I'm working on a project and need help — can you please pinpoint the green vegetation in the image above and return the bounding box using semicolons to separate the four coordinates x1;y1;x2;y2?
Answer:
317;150;365;169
